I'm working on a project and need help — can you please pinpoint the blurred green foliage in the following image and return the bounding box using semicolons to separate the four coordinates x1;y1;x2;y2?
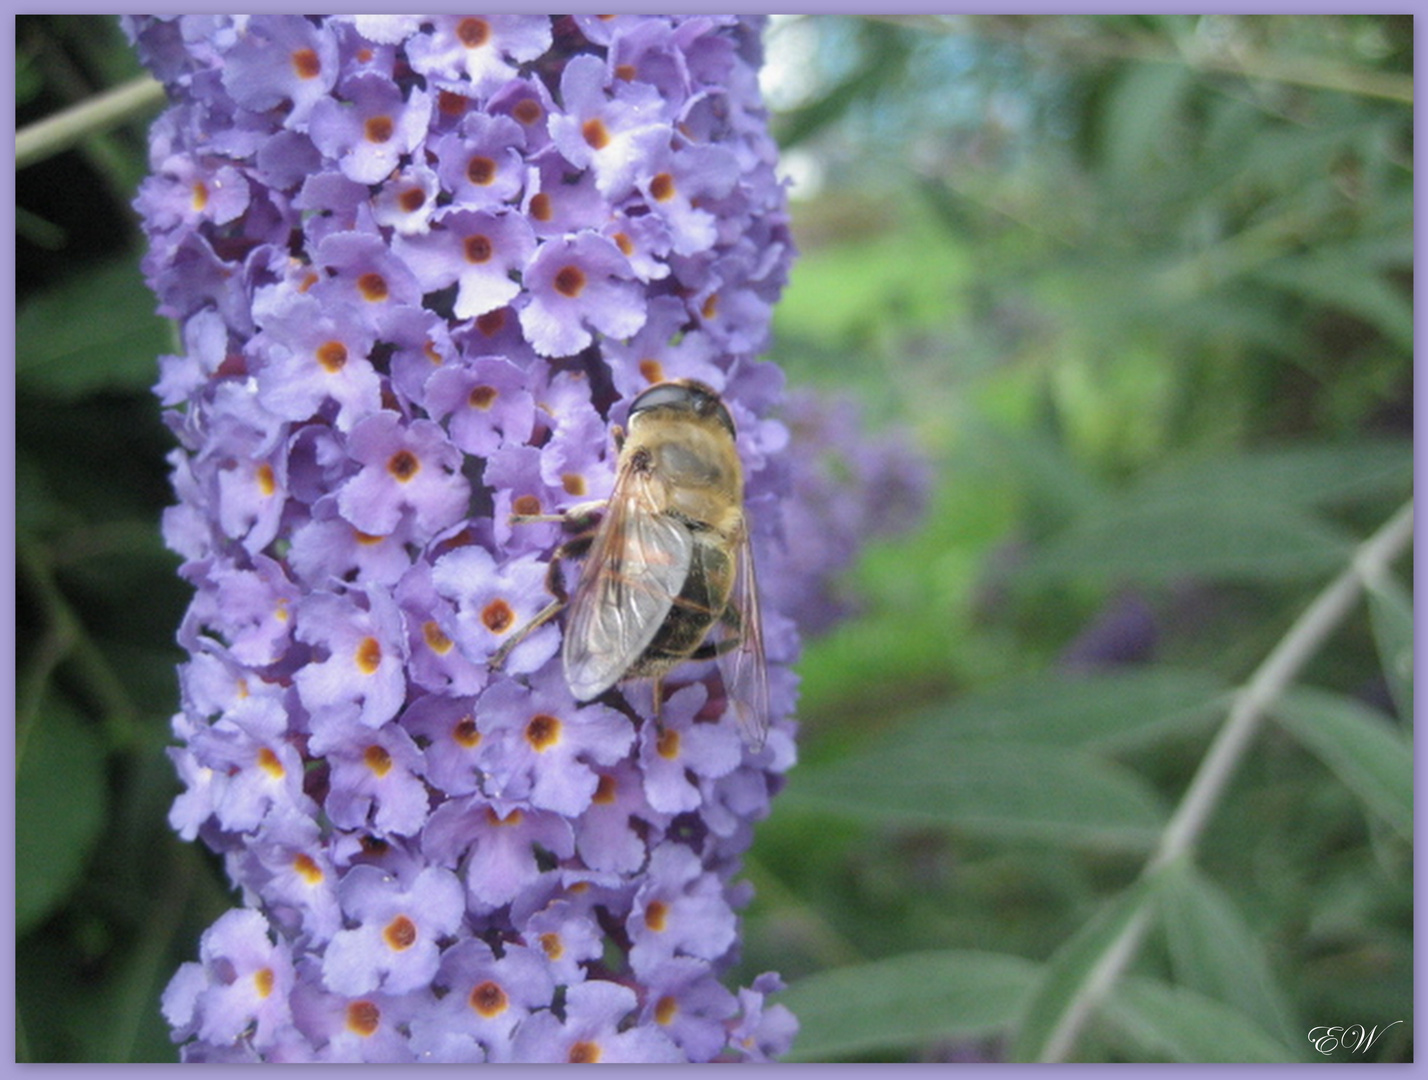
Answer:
14;14;1412;1063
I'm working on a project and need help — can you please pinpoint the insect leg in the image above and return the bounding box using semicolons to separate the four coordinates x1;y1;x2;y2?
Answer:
487;528;595;672
487;596;563;671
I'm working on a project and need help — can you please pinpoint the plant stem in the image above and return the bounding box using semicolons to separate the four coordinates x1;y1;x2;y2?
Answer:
16;536;141;760
1038;498;1413;1062
15;74;166;170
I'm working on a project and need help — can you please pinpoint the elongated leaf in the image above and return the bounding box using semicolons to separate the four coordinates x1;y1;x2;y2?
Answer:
16;255;173;400
1104;976;1299;1062
895;668;1228;753
1251;254;1412;352
1271;687;1412;841
1133;441;1411;512
17;696;108;935
1365;576;1413;723
1010;872;1163;1062
1024;496;1353;584
1102;59;1193;182
781;949;1039;1061
1157;862;1299;1050
953;414;1107;523
784;742;1166;852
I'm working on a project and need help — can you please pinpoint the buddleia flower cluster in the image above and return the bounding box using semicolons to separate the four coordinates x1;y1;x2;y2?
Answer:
126;13;919;1063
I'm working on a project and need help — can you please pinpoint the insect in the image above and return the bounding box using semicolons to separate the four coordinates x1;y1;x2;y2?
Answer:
489;378;770;749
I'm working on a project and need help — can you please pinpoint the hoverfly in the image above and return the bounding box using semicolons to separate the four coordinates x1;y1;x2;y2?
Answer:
489;378;770;749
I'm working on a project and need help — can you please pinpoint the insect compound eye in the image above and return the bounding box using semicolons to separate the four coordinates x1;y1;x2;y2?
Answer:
629;381;699;417
706;398;736;437
629;379;736;436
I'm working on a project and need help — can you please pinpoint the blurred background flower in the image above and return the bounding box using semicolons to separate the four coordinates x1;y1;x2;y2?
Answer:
15;13;1411;1064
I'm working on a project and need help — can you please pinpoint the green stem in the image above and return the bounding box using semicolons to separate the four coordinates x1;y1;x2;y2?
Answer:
1021;20;1414;105
16;536;141;762
15;74;166;170
1037;498;1414;1062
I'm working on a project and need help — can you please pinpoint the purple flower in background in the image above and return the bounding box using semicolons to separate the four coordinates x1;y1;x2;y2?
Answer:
130;13;924;1063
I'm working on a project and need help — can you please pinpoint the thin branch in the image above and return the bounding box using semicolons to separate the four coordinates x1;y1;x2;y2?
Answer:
1038;498;1414;1062
16;537;142;762
15;74;167;170
971;18;1414;106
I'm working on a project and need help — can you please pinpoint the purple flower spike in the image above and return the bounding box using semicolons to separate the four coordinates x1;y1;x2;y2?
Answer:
128;12;928;1063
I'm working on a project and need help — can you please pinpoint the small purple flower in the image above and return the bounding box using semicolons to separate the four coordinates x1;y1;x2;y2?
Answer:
574;758;664;873
640;144;742;257
293;586;407;730
130;12;927;1064
639;683;743;815
162;908;296;1053
432;112;527;209
369;163;440;236
521;898;605;985
394;206;536;319
518;231;646;357
228;821;344;943
405;15;553;98
639;955;740;1061
287;963;422;1063
135;153;250;237
335;412;469;540
408;938;556;1059
430;544;561;675
251;292;381;431
728;972;800;1063
308;231;424;331
400;691;484;796
628;843;738;976
183;553;298;667
287;495;416;590
520;149;610;238
549;53;674;201
309;715;430;837
508;980;683;1063
475;663;634;816
321;865;466;995
222;15;339;130
423;354;536;459
309;73;433;185
422;796;574;911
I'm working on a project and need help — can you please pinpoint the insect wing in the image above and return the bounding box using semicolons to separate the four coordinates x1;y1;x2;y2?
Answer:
716;519;771;749
562;465;692;702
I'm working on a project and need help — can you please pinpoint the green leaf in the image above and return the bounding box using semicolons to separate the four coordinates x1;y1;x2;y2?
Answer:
1133;441;1411;513
1101;59;1194;182
16;695;109;935
781;949;1039;1061
953;414;1108;525
1251;254;1413;353
1157;862;1299;1050
1010;872;1163;1062
1365;575;1413;723
1024;496;1353;585
16;255;174;401
1271;687;1412;841
1104;976;1300;1062
895;668;1228;753
784;742;1166;851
